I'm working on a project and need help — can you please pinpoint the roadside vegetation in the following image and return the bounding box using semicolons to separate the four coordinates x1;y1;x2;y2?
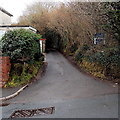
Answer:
18;2;120;83
1;29;44;87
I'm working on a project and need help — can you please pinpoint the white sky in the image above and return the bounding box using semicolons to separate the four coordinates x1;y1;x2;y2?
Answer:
0;0;66;23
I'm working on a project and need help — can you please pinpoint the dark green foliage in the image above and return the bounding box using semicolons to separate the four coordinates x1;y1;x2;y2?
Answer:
81;44;90;51
44;28;61;52
104;2;120;45
69;43;78;54
75;51;83;62
88;47;120;66
1;29;42;62
86;47;120;78
6;58;43;87
75;44;89;61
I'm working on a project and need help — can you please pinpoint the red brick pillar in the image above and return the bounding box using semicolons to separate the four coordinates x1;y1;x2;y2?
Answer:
0;56;11;88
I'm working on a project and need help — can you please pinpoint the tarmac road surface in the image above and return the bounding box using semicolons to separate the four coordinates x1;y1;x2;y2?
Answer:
1;51;118;118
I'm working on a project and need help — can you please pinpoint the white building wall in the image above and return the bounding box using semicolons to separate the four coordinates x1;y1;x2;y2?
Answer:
0;26;37;33
0;10;11;25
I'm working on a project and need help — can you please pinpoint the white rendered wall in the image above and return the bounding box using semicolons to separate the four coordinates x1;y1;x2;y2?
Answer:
0;10;11;25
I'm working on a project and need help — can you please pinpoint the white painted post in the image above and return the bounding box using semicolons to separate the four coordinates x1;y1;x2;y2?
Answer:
39;40;42;53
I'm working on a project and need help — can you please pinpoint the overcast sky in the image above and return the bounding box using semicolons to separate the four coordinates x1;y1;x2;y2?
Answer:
0;0;66;23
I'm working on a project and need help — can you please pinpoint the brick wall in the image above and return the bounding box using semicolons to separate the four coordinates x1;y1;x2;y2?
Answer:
0;56;11;88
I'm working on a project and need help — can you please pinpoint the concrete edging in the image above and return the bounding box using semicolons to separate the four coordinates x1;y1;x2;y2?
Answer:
0;84;28;101
0;62;48;101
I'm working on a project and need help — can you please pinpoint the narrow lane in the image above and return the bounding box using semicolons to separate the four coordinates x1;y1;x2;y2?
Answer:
2;51;118;118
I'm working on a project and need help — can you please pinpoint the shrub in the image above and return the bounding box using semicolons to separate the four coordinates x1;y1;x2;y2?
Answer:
1;29;42;62
5;59;43;87
87;47;120;78
69;43;78;54
80;59;105;78
81;44;90;51
88;47;120;66
74;44;89;61
75;50;83;62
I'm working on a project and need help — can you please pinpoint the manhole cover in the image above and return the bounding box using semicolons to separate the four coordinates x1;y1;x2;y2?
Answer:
10;107;55;118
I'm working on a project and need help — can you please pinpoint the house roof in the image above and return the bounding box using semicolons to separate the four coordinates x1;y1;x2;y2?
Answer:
0;7;13;17
0;25;30;27
0;25;37;33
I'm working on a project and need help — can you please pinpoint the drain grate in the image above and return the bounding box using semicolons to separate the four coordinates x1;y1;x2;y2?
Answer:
10;107;55;118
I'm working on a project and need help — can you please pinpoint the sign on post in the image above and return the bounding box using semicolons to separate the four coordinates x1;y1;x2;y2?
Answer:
93;33;105;45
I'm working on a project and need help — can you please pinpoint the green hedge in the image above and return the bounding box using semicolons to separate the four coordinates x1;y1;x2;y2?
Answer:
5;58;44;87
1;29;42;62
88;47;120;67
87;47;120;78
73;44;120;79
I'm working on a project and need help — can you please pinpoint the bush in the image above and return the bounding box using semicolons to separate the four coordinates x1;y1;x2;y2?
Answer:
75;50;83;62
5;58;43;87
88;47;120;66
80;59;105;78
81;44;90;51
1;29;42;62
74;44;120;79
74;44;89;61
69;43;78;55
86;47;120;78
